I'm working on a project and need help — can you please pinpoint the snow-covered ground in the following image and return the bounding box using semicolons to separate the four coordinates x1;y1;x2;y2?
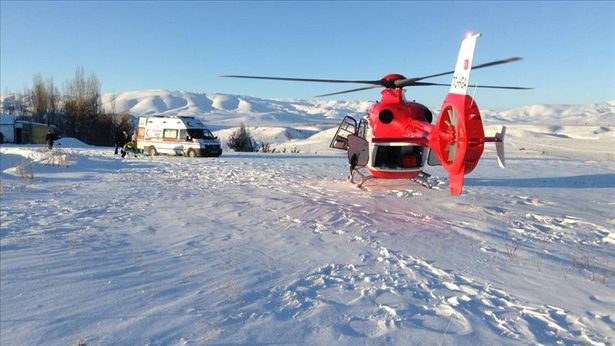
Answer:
1;99;614;345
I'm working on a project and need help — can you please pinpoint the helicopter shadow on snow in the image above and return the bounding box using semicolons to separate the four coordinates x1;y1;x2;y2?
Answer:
466;173;615;189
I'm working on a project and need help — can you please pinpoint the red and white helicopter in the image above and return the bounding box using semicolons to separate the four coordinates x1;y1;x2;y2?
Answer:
223;33;530;195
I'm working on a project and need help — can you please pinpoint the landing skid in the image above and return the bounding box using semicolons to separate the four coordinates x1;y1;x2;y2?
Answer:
411;172;443;190
349;169;442;190
349;168;373;188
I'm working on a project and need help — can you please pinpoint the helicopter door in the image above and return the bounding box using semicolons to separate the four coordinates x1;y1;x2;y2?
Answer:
347;134;371;187
329;116;357;150
347;134;369;168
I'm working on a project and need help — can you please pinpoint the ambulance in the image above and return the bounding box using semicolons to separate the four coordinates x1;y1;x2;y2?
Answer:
136;116;222;157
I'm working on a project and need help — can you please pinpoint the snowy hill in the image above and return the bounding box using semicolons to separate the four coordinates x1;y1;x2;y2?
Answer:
484;100;615;125
101;89;615;127
100;89;372;127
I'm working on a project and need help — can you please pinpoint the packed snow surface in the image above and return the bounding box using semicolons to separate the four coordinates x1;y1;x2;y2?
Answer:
1;98;615;345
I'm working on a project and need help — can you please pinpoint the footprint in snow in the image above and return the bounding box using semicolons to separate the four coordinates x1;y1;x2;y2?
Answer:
483;206;508;215
348;317;391;338
510;195;545;206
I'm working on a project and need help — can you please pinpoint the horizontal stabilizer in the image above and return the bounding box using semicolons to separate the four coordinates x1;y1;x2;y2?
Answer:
495;126;506;168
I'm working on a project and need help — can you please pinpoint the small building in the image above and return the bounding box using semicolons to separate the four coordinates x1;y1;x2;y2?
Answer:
0;114;16;143
0;114;57;144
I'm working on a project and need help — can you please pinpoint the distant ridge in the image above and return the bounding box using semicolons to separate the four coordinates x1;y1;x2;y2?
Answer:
101;89;614;127
101;89;372;127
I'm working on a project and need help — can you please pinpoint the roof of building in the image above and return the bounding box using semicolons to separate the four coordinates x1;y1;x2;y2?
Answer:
0;114;16;125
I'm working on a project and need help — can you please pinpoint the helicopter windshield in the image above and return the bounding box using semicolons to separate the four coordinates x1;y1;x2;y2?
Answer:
186;128;215;139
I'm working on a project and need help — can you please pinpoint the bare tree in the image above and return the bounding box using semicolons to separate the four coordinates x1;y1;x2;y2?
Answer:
32;74;49;123
5;68;124;146
62;67;102;141
46;77;59;126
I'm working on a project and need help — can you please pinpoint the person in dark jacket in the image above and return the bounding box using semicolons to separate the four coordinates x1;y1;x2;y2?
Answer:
114;130;128;155
45;130;57;150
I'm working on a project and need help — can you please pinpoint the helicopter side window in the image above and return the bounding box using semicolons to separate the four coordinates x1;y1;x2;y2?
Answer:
357;118;368;139
420;105;433;123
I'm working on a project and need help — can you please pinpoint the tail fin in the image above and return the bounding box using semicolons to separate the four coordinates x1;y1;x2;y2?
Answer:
429;33;485;195
449;33;481;96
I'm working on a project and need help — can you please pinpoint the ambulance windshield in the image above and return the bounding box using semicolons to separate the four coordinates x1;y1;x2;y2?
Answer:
187;128;215;139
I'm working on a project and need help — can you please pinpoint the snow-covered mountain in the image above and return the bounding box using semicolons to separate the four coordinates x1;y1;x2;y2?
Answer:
100;89;615;126
100;89;372;127
485;100;615;125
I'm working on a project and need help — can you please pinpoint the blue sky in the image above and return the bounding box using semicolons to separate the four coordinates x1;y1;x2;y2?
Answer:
1;1;614;109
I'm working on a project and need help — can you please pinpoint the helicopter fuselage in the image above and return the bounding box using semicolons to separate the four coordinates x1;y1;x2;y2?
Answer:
364;88;433;179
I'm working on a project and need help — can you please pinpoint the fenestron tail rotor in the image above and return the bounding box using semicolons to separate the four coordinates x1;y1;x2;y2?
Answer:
444;108;459;163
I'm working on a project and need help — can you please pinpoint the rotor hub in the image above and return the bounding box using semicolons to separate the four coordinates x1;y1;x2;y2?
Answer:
381;74;406;88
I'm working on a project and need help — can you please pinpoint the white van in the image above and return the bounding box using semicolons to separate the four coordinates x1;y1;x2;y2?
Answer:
136;116;222;157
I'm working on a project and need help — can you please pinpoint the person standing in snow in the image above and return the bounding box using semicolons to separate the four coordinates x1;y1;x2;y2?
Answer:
115;130;128;155
45;129;57;150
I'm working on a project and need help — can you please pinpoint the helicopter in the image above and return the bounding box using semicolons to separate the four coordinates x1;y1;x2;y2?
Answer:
222;33;530;195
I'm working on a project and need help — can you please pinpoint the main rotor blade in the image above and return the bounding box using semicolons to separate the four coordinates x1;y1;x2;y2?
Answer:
412;82;533;90
315;85;382;97
395;57;523;88
221;75;383;85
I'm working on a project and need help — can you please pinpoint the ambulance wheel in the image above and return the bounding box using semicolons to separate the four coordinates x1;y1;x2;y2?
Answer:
148;146;158;156
186;149;197;157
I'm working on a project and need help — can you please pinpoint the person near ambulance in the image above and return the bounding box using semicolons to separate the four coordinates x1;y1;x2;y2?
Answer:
121;139;137;158
114;130;129;155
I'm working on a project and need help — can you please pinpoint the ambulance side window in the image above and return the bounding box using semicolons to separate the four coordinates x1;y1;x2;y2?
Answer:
179;129;189;140
163;129;178;139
